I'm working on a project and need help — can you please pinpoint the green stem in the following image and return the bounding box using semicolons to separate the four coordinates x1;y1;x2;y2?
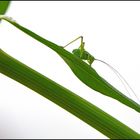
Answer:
0;49;140;139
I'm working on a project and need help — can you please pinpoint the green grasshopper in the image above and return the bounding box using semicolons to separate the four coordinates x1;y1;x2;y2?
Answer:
63;36;95;66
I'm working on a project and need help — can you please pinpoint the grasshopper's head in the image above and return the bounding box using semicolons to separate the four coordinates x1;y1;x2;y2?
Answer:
87;54;95;66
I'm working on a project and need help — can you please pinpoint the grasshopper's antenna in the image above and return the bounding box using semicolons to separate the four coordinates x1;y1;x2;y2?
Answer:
63;36;83;48
95;59;140;104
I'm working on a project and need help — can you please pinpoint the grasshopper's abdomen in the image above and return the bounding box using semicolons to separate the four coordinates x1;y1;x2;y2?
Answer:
72;49;88;60
72;49;95;65
72;49;81;58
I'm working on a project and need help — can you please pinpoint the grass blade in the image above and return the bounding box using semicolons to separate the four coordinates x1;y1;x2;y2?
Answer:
0;16;140;113
0;49;140;139
0;1;10;23
0;1;10;15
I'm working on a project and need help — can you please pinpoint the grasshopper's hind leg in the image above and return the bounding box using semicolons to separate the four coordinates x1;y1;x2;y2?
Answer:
63;36;83;48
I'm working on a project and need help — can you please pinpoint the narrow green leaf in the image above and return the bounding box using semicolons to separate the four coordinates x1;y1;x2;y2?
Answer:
0;16;140;113
0;1;10;15
0;49;140;139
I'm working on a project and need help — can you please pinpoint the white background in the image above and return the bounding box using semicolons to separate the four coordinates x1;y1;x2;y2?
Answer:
0;1;140;139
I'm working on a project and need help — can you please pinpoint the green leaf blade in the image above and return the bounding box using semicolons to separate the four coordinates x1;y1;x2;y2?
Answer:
0;1;10;15
0;49;140;139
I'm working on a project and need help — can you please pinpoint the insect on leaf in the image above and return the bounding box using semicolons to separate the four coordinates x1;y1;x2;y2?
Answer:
0;16;140;113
